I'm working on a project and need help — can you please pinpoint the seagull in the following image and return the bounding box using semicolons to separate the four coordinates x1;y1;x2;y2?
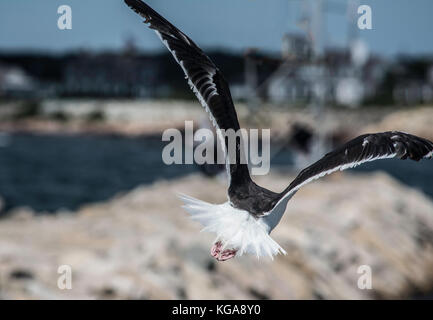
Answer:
125;0;433;261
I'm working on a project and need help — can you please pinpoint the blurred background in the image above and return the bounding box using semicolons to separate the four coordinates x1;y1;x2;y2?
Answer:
0;0;433;299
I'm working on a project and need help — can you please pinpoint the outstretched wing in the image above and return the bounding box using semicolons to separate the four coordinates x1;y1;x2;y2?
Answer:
124;0;250;187
271;131;433;213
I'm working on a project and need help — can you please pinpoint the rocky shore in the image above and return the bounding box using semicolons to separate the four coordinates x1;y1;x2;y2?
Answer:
1;171;433;299
1;100;432;140
362;107;433;140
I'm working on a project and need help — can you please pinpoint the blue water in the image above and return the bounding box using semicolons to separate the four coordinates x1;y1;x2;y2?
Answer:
0;133;197;213
0;133;432;214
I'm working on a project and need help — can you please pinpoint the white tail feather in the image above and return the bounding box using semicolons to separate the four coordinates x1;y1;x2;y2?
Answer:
177;193;286;259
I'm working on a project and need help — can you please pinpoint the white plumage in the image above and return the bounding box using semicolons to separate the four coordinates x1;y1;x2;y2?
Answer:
179;194;286;259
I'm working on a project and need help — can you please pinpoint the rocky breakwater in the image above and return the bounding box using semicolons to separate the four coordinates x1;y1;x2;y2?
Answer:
0;171;433;299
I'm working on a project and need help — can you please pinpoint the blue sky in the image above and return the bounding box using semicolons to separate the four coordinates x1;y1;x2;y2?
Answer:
0;0;432;57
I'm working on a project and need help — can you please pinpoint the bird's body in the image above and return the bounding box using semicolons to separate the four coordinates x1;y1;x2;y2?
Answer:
179;194;287;260
125;0;433;261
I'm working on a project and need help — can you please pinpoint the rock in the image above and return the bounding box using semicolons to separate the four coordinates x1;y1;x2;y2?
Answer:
9;269;34;280
0;172;433;299
6;207;35;221
361;107;433;140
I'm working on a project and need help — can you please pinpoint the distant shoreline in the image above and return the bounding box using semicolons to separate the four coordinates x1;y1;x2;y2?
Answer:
2;99;431;139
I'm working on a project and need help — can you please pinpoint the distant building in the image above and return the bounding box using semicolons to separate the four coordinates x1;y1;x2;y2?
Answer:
390;61;433;105
0;64;35;97
266;46;388;107
281;34;312;60
62;52;159;98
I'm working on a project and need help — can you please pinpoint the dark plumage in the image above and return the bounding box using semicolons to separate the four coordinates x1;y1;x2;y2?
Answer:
125;0;250;191
275;131;433;213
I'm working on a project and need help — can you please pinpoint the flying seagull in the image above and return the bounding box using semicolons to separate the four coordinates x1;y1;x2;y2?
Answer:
125;0;433;261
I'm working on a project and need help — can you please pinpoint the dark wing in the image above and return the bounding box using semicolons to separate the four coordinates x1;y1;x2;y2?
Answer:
124;0;251;187
270;131;433;214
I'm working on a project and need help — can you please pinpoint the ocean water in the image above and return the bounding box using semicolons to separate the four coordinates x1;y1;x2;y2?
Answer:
0;133;432;214
0;133;197;213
